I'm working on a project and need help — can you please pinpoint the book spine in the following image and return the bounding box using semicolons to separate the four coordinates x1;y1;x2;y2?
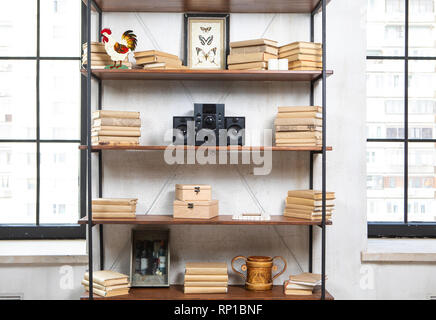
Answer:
184;287;228;294
185;269;228;275
94;118;141;127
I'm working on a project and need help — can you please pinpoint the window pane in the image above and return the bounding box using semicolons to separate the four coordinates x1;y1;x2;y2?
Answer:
0;60;36;139
0;143;36;224
0;1;37;57
367;0;405;56
367;60;404;139
409;0;436;56
40;0;81;57
40;143;79;224
408;60;436;139
40;60;80;140
408;142;436;222
367;142;405;222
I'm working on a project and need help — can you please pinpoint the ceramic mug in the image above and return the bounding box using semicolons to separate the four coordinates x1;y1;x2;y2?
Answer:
231;255;287;291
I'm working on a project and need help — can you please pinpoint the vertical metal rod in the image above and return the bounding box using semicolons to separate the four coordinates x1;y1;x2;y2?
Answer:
404;0;409;223
86;0;93;300
36;0;41;226
321;0;327;300
309;151;314;272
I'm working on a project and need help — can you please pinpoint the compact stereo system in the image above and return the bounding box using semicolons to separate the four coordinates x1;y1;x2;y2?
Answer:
173;104;245;146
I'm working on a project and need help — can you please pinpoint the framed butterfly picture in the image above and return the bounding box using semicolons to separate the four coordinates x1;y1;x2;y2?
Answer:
184;13;230;70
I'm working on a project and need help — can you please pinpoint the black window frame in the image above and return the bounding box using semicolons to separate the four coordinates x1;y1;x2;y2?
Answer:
0;0;85;239
367;0;436;238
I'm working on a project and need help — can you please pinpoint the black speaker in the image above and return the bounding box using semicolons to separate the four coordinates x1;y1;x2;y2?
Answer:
225;116;245;146
194;103;225;145
173;116;194;145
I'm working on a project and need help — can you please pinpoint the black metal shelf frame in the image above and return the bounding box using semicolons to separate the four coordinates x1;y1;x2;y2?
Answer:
81;0;329;299
366;0;436;238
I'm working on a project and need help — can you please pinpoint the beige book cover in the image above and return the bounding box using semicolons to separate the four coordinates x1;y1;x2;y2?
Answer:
184;274;229;282
286;197;335;207
275;125;321;132
134;50;180;60
287;190;335;200
93;126;140;132
93;118;141;127
276;111;322;119
275;131;321;139
92;110;140;120
283;211;332;221
278;106;322;113
290;272;326;284
284;208;332;217
184;287;228;294
285;54;323;63
231;45;278;55
184;281;228;287
185;262;227;275
279;48;322;58
274;118;322;126
81;279;130;291
91;136;139;143
84;285;129;297
84;270;129;287
92;198;137;206
92;204;136;212
230;38;278;48
91;130;141;137
284;288;313;296
279;41;322;52
285;203;333;212
291;66;323;71
227;52;277;65
227;61;267;70
289;61;323;68
135;55;182;66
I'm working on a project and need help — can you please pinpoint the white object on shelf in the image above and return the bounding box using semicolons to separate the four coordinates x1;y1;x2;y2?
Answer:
268;59;279;70
278;59;288;70
232;213;271;221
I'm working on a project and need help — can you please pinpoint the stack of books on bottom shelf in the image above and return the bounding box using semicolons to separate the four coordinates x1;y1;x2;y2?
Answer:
284;272;326;296
184;262;228;294
82;42;131;69
92;198;138;218
82;270;130;297
134;50;185;70
227;39;278;70
279;42;322;71
274;106;322;147
92;110;141;146
283;190;335;221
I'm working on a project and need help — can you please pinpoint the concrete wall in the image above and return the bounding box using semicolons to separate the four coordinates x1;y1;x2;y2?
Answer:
1;0;435;300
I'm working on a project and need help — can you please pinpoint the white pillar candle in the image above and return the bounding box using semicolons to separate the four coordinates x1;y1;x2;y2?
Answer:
268;58;279;70
278;59;289;70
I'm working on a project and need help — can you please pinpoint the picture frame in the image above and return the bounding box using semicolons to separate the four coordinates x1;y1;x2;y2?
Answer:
184;13;230;70
130;229;170;287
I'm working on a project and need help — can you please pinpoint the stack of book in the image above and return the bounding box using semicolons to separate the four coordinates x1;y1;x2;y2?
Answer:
92;198;138;219
274;106;322;147
134;50;185;70
184;262;228;294
91;110;141;146
227;39;278;70
284;272;326;296
279;42;322;71
283;190;335;221
82;270;130;297
82;42;130;69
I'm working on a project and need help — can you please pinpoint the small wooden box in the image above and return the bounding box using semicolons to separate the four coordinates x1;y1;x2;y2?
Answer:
173;200;218;219
175;184;212;201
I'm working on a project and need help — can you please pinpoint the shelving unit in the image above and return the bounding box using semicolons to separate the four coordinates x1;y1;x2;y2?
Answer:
80;0;332;300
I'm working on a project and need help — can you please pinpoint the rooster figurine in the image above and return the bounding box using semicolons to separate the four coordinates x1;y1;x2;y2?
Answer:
101;28;137;69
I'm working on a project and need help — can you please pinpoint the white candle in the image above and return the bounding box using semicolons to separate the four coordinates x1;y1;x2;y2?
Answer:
279;59;289;70
268;58;279;70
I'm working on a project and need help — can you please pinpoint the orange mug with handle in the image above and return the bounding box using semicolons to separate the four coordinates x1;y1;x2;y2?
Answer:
231;255;287;291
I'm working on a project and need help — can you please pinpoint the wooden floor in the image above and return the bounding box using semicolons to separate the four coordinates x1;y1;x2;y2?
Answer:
81;285;333;300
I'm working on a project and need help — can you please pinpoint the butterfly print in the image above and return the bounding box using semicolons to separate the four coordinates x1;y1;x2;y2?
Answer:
200;26;212;33
199;35;213;46
195;47;217;65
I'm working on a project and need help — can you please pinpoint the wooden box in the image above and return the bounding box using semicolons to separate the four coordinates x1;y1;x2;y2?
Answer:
175;184;212;201
173;200;218;219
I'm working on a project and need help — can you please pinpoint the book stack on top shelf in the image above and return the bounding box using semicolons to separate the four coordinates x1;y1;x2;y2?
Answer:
274;106;322;147
184;262;228;294
92;198;138;218
227;39;278;70
82;42;130;69
283;190;335;221
279;42;322;71
83;270;130;297
134;50;185;70
92;110;141;146
284;272;326;296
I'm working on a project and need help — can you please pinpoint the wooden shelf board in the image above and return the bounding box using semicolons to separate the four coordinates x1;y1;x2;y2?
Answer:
81;69;333;81
83;0;331;13
80;285;333;300
79;145;332;151
78;214;332;226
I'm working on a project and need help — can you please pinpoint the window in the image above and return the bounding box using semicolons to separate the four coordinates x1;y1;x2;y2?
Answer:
0;0;83;239
367;0;436;237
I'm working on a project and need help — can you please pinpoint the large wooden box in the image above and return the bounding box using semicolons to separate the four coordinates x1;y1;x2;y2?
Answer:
175;184;212;201
173;200;218;219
